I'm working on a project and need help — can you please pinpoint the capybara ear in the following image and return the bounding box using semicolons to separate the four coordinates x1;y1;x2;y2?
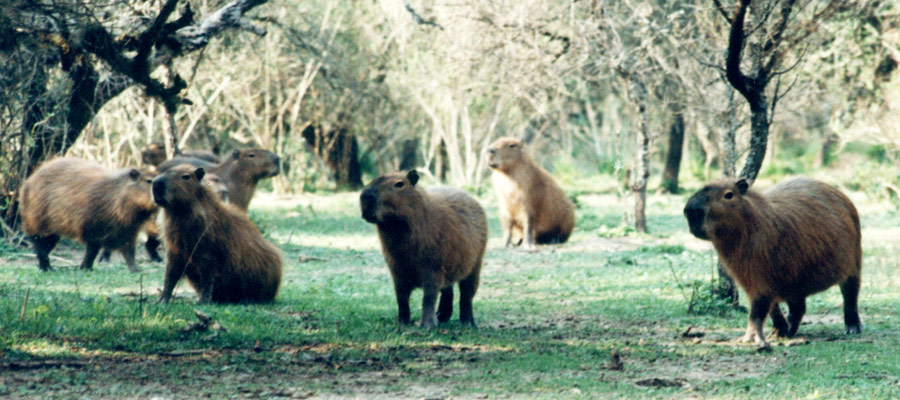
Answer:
736;178;750;195
194;167;206;181
232;149;241;159
407;170;419;186
128;168;141;181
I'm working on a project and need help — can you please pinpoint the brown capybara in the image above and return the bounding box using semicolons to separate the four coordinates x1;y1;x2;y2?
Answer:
18;158;158;273
158;148;280;211
360;170;488;328
152;164;282;304
684;177;862;347
141;142;220;167
487;137;575;249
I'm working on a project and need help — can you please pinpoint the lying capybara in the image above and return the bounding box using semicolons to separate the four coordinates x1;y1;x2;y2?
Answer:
684;177;862;346
141;142;220;167
360;170;488;328
153;164;282;304
158;148;279;211
487;137;575;249
18;158;158;272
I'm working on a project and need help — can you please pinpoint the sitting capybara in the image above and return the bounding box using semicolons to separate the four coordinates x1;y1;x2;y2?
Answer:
360;170;488;328
158;148;279;211
153;164;282;304
684;177;862;347
487;137;575;249
141;142;220;167
18;158;158;272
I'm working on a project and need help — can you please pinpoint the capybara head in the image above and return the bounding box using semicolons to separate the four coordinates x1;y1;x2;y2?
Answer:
228;149;281;179
487;137;525;171
123;168;158;211
684;178;751;240
360;170;421;224
141;142;167;167
152;164;208;211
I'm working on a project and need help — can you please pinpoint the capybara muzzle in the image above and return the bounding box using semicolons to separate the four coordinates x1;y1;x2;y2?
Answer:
360;189;378;223
683;196;710;240
152;177;169;208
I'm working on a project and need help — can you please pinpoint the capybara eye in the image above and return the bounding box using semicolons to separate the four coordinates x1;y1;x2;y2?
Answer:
181;174;191;181
488;149;496;155
508;144;516;149
394;181;405;188
248;154;256;158
724;191;734;200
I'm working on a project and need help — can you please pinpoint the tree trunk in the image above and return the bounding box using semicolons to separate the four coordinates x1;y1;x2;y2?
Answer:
399;138;419;170
661;102;685;194
621;71;650;233
302;125;363;190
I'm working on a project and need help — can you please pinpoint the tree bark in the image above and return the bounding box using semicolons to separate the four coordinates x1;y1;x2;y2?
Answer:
661;102;685;194
617;67;650;233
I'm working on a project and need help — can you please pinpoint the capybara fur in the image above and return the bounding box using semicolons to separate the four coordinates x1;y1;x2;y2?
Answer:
684;177;862;346
487;137;575;249
141;142;220;167
158;148;280;211
153;164;282;304
18;158;158;272
360;170;488;328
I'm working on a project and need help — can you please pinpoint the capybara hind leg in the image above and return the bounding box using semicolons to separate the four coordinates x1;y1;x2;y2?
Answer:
786;299;807;337
393;281;413;326
458;273;479;328
437;287;454;323
769;304;790;338
419;284;440;329
79;243;101;271
31;235;60;271
119;244;140;273
840;276;862;334
145;234;163;262
739;296;772;346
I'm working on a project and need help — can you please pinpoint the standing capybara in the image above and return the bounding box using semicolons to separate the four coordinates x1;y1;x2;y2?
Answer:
141;142;220;167
684;177;862;347
158;148;280;211
360;170;488;328
487;137;575;249
153;164;282;304
18;158;158;273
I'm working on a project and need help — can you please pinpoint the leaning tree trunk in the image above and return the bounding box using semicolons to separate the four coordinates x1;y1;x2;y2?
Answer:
661;102;685;194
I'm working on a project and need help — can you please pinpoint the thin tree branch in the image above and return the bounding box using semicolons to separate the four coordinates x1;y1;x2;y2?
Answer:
404;0;444;30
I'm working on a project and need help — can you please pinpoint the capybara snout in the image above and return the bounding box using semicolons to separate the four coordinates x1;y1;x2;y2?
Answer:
359;188;378;223
683;196;709;240
152;166;206;209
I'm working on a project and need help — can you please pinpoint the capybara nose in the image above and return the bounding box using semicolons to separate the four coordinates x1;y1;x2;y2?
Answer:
152;178;168;207
683;205;708;240
360;191;377;223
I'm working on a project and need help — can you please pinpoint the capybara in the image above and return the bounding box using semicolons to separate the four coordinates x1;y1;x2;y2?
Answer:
158;148;280;211
360;170;488;328
152;164;282;304
18;158;158;273
487;137;575;249
141;142;220;167
684;177;862;347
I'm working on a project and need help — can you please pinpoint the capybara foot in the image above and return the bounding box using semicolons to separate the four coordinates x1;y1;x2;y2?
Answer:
420;316;438;330
461;319;477;329
846;324;862;335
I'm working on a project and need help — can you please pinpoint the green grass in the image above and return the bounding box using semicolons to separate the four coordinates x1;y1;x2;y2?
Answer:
3;190;900;399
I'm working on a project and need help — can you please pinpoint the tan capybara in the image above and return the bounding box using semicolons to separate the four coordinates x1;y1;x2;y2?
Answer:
684;177;862;347
18;158;158;272
158;148;280;211
360;170;488;328
487;137;575;249
152;164;282;304
141;142;220;167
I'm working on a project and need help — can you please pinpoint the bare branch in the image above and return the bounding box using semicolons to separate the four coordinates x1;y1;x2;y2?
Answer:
404;0;444;30
175;0;269;51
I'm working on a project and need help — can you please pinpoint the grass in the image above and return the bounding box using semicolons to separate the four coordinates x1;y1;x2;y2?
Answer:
3;188;900;399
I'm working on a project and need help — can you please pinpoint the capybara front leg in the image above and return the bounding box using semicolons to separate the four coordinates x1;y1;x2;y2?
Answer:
79;243;101;271
523;217;536;251
840;275;862;335
458;273;479;327
31;234;59;271
786;299;806;337
393;281;412;326
769;304;789;338
98;248;113;263
145;234;163;262
159;259;187;304
437;287;454;323
420;284;440;329
119;243;140;273
739;296;773;347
